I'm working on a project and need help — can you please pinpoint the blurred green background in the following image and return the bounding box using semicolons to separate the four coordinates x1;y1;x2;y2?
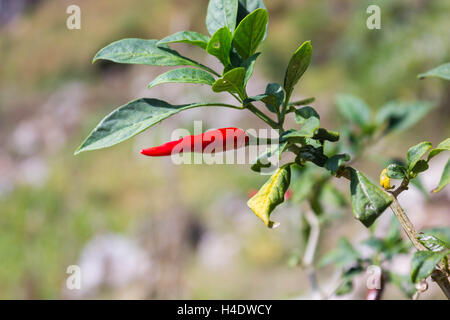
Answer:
0;0;449;299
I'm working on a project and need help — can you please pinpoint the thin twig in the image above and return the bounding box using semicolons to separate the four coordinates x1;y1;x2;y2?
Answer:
335;167;450;299
389;197;425;251
301;209;324;299
388;192;450;299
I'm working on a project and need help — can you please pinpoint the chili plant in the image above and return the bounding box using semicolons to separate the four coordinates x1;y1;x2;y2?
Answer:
76;0;450;299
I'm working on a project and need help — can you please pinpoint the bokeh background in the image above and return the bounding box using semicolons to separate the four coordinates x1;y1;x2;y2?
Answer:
0;0;449;299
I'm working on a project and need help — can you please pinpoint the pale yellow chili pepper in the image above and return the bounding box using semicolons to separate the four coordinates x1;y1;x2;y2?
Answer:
380;168;391;189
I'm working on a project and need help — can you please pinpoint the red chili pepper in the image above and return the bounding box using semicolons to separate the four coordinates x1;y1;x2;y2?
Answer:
141;127;248;157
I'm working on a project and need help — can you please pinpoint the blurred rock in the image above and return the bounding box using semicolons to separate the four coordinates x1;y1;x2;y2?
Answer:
65;234;151;299
18;156;48;187
0;0;41;27
197;232;239;270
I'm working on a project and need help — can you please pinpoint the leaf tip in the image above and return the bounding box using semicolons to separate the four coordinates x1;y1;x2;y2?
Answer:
92;55;100;64
268;221;280;229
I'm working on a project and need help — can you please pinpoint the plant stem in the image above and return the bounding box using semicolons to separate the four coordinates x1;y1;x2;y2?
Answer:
245;102;280;129
226;89;279;129
389;194;450;299
302;209;323;299
287;97;316;109
198;64;221;77
203;103;243;110
334;167;450;299
389;197;425;251
431;269;450;298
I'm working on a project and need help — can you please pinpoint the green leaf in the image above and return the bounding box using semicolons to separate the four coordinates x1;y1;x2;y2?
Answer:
335;266;364;296
212;67;246;94
418;63;450;80
312;128;340;142
319;238;360;268
206;27;232;67
411;250;448;283
422;227;450;246
321;182;348;208
389;272;415;298
247;166;291;228
237;0;266;25
279;107;321;140
363;217;410;259
410;160;429;178
93;39;203;68
336;94;371;128
335;279;353;296
283;41;312;101
247;83;284;113
264;83;284;111
251;142;287;173
376;101;435;134
433;159;450;193
240;52;260;85
232;8;268;59
290;165;328;204
75;98;218;154
283;118;320;139
157;31;210;49
206;0;238;35
288;97;316;108
428;138;450;161
363;237;385;252
296;145;328;167
292;107;320;138
325;154;350;175
349;168;393;228
406;141;432;172
386;163;407;179
294;106;320;123
238;0;266;11
417;233;449;252
148;68;215;89
304;137;322;149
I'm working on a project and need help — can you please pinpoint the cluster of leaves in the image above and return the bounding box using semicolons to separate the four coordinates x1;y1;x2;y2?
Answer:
412;232;450;284
76;0;446;232
74;0;385;229
286;92;437;225
380;137;450;285
384;138;450;193
319;218;414;297
335;94;435;156
418;63;450;81
285;63;449;297
76;0;450;298
319;223;450;298
285;99;444;297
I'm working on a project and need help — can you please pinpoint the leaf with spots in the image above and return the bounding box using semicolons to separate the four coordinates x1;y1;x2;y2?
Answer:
349;168;393;227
